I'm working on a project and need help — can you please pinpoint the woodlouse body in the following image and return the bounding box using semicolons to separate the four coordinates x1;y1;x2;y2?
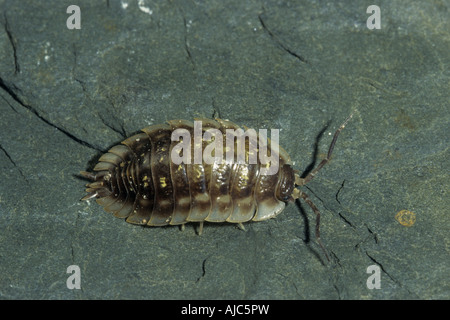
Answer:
81;116;351;240
82;119;295;228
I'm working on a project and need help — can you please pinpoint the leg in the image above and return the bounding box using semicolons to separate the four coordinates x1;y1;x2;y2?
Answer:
80;171;96;180
197;222;204;235
237;222;246;231
299;190;330;262
297;114;352;186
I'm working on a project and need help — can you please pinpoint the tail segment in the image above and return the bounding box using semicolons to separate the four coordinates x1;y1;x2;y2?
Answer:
80;171;112;201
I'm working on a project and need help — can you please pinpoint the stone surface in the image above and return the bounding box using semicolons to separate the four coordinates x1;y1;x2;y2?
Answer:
0;0;448;299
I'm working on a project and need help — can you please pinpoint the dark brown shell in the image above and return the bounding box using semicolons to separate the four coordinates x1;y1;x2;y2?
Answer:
81;119;296;226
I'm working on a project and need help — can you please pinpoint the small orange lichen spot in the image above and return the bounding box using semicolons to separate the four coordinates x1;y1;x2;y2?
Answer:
395;210;416;227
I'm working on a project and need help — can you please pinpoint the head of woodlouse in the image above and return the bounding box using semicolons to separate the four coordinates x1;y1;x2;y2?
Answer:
275;164;296;202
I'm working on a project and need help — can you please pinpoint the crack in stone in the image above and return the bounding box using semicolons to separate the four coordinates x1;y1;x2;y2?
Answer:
365;225;378;244
182;15;195;70
329;250;342;267
210;97;221;119
196;256;208;283
1;93;18;113
3;13;20;74
335;180;345;204
364;250;416;297
0;143;29;183
71;44;91;97
337;211;356;229
365;251;399;285
0;77;102;152
98;111;127;139
258;10;308;64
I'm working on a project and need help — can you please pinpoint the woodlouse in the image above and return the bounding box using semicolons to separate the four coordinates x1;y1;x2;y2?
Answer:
81;116;352;257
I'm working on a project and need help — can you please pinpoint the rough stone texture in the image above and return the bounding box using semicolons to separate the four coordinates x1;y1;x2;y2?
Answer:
0;0;448;299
